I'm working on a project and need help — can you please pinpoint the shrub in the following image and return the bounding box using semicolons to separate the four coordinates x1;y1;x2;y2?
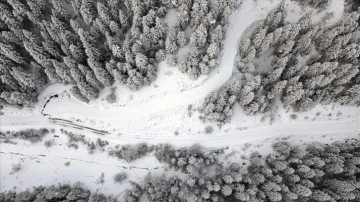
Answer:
113;172;127;183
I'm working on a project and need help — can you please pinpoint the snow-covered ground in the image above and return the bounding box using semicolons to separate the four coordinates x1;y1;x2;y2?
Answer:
1;0;359;197
0;134;165;197
2;127;358;196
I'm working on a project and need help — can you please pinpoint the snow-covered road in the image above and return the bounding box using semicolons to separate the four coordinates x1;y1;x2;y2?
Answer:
1;115;359;146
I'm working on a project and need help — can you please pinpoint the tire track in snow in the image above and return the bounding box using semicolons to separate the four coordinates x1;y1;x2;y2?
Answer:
1;151;164;171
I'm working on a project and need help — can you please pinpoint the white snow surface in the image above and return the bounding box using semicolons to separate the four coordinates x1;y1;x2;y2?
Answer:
1;0;359;197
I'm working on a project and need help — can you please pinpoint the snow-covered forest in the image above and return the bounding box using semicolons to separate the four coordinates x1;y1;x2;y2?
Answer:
0;0;233;106
201;1;360;122
1;0;360;201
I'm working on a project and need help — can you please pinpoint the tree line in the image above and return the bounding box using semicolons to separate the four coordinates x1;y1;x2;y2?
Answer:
126;138;360;202
0;128;52;144
293;0;330;9
0;183;118;202
3;137;360;201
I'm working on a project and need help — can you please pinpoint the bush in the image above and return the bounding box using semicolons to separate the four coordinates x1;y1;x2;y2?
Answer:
204;126;214;134
0;128;52;143
154;144;224;173
113;172;127;183
44;139;55;148
109;143;154;162
0;183;117;201
63;130;108;153
10;163;22;175
106;89;117;103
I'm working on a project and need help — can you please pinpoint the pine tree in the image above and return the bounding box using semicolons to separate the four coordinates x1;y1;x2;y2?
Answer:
1;30;22;45
242;46;256;63
1;74;20;91
297;12;312;32
0;91;35;106
51;60;74;84
332;65;359;86
340;43;360;61
267;80;287;99
268;57;288;83
272;28;283;44
0;42;27;64
96;2;112;25
252;27;268;48
278;24;293;44
12;66;46;90
239;86;255;106
0;2;23;29
294;33;310;54
135;53;148;69
239;39;251;58
42;38;63;59
6;0;29;17
165;30;178;54
221;185;232;196
80;0;97;25
282;77;304;106
311;190;333;201
258;33;274;56
316;29;338;50
190;24;208;48
177;31;188;48
276;40;295;56
87;58;113;87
